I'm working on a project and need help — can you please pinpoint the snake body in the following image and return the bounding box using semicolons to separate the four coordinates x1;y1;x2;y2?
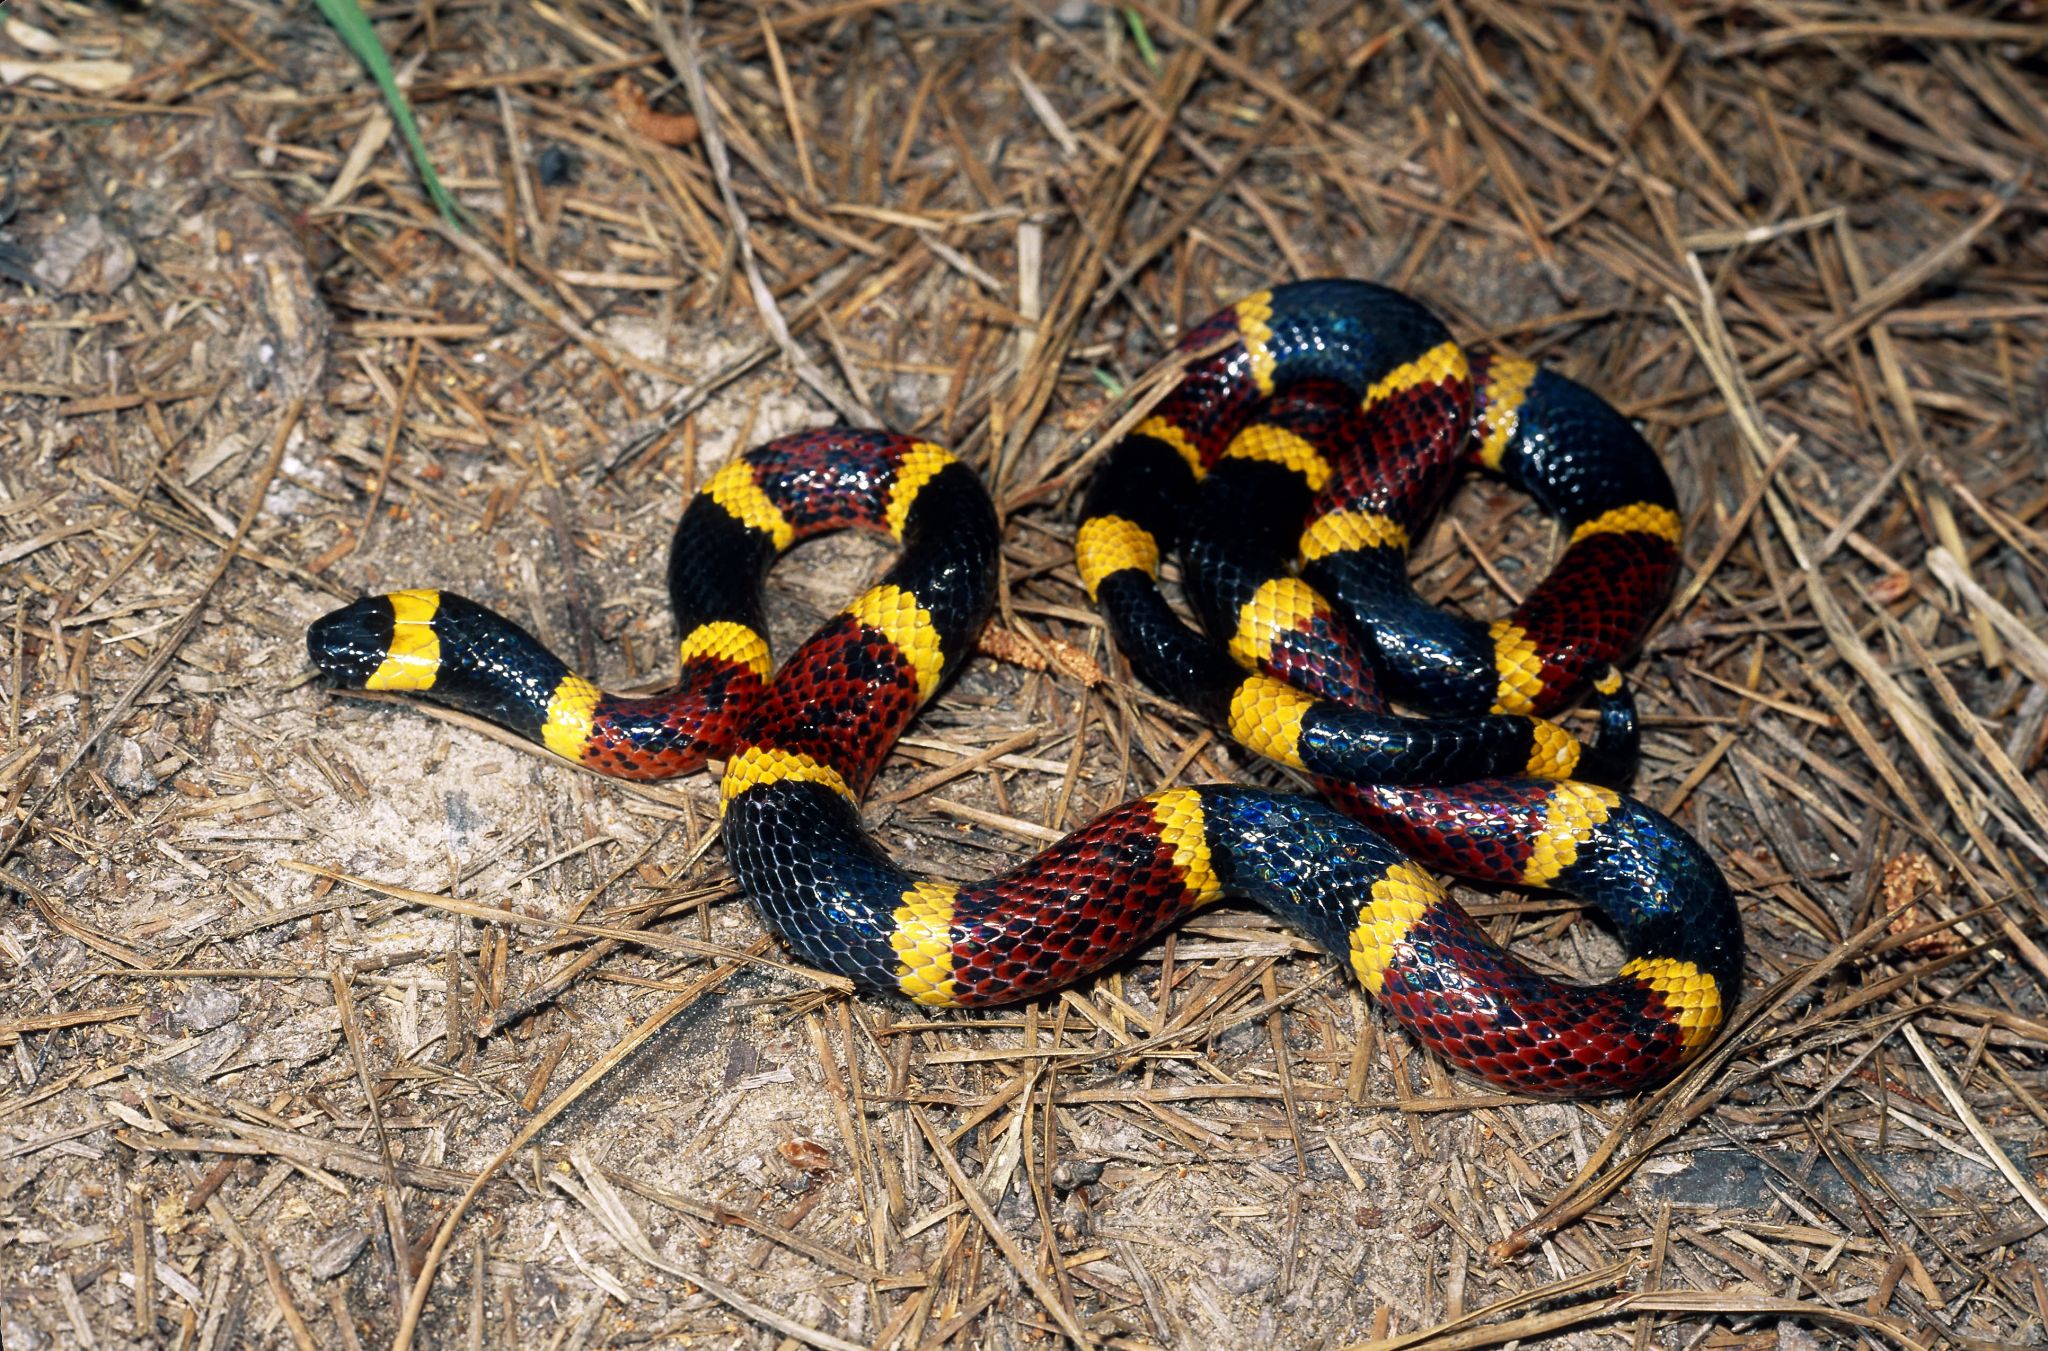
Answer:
308;280;1740;1097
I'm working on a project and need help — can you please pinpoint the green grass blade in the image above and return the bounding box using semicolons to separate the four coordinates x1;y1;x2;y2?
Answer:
1122;8;1162;73
311;0;465;229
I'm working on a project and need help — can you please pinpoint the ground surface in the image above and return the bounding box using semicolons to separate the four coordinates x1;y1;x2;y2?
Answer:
2;3;2047;1349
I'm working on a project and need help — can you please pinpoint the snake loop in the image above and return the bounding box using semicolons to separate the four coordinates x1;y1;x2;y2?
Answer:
308;281;1741;1097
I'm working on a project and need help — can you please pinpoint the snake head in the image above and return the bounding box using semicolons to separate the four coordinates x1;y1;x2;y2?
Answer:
307;594;404;688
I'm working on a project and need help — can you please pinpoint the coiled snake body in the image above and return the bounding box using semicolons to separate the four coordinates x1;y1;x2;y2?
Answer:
309;280;1740;1097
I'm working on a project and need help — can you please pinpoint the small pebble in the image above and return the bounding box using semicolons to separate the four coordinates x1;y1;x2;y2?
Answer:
1050;1158;1105;1193
103;737;158;797
537;145;577;187
32;212;136;294
175;986;241;1032
308;1224;369;1280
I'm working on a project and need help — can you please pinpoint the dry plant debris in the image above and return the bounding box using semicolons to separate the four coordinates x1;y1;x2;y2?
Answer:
2;2;2046;1348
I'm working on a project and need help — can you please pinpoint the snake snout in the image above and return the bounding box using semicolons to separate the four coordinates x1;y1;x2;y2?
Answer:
307;596;397;687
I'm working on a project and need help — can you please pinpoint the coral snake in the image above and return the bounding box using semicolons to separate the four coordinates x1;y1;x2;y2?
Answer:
309;279;1740;1097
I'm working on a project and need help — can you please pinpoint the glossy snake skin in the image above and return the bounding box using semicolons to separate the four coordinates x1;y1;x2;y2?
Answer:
308;280;1739;1096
